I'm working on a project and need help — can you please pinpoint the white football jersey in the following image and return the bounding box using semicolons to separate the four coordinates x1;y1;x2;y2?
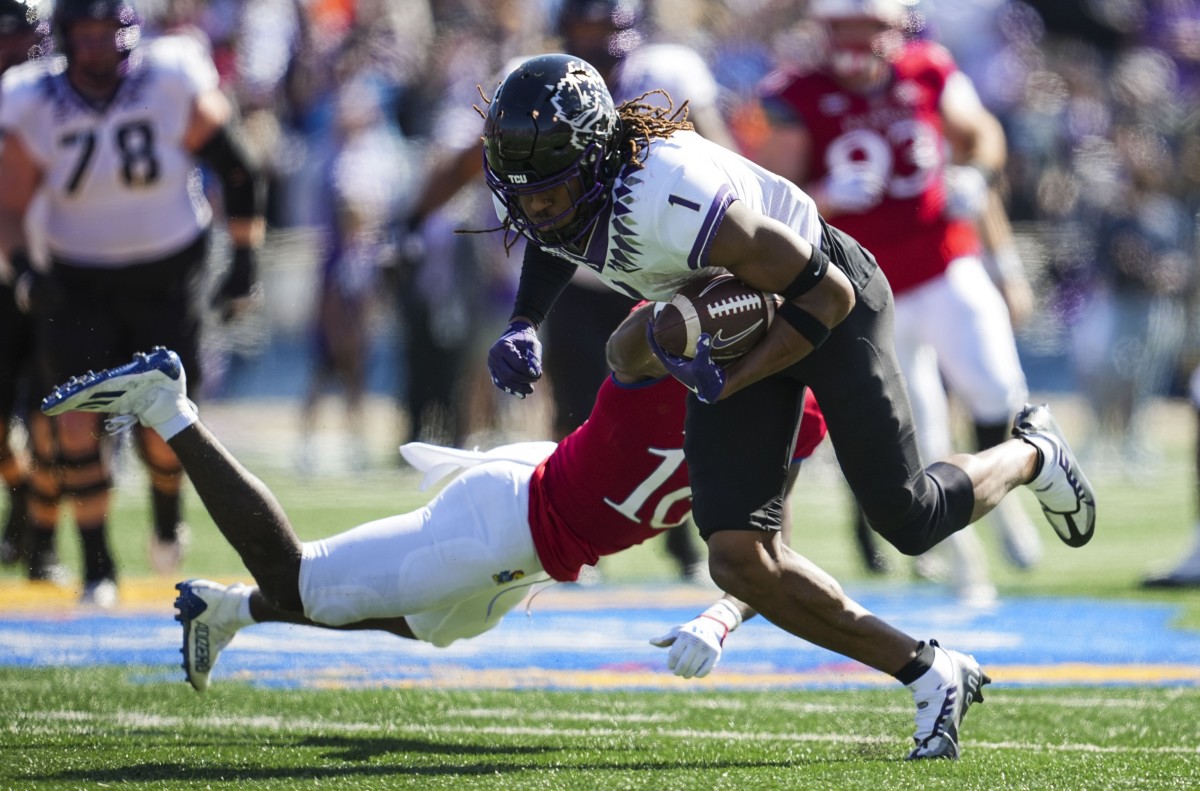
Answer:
0;36;217;266
530;131;823;301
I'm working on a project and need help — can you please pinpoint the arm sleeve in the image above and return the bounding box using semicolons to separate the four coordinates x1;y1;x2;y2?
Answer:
511;245;576;326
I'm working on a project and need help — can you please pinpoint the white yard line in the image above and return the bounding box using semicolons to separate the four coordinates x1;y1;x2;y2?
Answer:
14;710;1199;755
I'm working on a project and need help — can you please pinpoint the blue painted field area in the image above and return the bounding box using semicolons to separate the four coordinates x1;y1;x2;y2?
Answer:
0;584;1197;690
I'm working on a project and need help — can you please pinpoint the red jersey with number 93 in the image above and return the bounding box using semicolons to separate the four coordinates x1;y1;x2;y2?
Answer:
528;375;826;581
765;41;980;294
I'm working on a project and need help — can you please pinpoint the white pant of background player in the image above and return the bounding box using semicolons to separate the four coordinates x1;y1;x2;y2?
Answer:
893;256;1041;603
299;442;556;646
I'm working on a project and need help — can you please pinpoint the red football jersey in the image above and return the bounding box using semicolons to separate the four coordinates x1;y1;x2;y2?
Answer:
528;375;827;581
765;41;981;294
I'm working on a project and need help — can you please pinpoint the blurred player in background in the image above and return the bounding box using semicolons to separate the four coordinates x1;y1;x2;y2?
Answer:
0;0;264;605
38;303;825;690
0;0;64;582
753;0;1043;600
1143;364;1200;588
298;75;415;474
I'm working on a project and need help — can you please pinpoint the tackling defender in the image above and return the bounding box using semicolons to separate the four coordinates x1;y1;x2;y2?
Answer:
480;53;1096;759
40;300;827;682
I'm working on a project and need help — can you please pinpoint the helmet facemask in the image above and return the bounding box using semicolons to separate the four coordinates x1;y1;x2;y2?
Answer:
484;140;614;248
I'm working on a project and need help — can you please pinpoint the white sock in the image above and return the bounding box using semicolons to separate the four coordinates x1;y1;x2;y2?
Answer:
140;392;199;441
1021;434;1057;489
907;644;954;694
229;583;258;627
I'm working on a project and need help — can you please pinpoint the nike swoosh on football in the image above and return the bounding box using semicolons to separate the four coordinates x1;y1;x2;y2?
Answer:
711;322;764;349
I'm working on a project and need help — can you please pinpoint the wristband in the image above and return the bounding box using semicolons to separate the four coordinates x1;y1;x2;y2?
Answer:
777;301;832;349
698;599;743;644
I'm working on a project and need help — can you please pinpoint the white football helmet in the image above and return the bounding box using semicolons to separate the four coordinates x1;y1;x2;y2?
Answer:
809;0;908;25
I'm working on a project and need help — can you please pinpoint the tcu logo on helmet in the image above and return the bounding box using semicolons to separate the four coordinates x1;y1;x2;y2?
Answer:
549;59;616;151
508;174;528;184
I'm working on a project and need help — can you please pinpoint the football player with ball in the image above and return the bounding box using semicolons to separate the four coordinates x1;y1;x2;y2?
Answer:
481;53;1097;759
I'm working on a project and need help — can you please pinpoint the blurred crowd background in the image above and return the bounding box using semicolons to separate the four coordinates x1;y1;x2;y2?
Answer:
116;0;1198;477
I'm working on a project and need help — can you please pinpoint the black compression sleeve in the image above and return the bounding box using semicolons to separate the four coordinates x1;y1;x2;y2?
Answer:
511;245;576;327
194;125;264;219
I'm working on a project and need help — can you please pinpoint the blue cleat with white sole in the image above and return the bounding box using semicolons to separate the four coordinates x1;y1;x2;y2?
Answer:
41;347;197;439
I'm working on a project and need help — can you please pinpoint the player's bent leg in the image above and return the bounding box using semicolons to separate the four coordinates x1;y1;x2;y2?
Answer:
170;423;305;611
869;461;976;556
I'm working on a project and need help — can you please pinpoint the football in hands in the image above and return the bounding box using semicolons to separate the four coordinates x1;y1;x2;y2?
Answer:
652;274;778;362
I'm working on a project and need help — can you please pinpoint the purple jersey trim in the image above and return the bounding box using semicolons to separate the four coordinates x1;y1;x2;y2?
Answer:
688;186;735;270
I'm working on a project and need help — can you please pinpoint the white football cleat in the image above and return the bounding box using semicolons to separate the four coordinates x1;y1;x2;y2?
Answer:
41;347;197;440
1012;404;1096;547
907;641;990;760
175;579;249;692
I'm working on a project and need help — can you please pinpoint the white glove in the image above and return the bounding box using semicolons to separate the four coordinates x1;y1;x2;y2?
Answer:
943;164;991;219
821;166;886;214
650;600;742;679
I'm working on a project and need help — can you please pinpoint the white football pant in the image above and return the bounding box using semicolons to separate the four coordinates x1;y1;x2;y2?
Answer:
893;256;1031;599
893;255;1029;427
299;460;550;646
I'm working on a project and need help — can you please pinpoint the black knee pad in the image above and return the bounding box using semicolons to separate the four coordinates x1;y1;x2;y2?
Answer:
872;462;975;556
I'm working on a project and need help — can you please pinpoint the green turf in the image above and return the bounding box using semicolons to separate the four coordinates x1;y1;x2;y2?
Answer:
3;398;1200;785
3;667;1199;789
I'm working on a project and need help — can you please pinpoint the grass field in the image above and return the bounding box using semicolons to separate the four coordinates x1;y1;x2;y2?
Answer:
2;395;1199;787
4;670;1199;788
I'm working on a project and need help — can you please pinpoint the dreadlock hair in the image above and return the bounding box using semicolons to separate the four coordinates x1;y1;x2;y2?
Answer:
611;89;695;170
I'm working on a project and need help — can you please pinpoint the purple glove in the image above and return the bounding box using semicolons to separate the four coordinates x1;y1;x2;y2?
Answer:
646;324;726;404
488;321;543;398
